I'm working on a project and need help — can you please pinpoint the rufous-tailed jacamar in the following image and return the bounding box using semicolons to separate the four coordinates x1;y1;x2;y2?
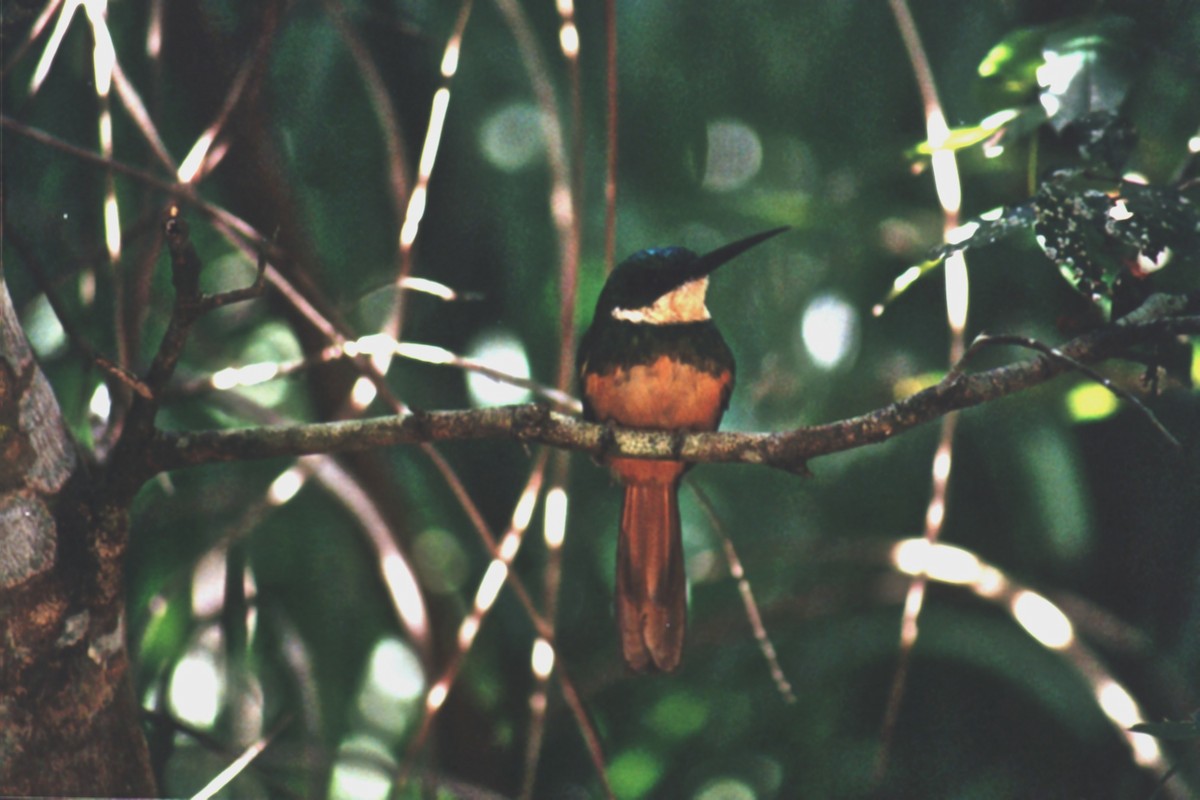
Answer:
577;227;787;672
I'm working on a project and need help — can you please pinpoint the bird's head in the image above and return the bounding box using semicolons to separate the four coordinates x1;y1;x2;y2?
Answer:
592;227;788;325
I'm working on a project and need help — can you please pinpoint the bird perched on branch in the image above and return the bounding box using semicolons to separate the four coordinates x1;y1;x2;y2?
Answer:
577;227;787;671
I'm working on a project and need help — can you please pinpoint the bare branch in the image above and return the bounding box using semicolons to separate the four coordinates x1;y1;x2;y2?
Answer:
957;333;1182;450
146;295;1199;477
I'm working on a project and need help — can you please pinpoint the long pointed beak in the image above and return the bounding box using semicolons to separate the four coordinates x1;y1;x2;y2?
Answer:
685;226;789;280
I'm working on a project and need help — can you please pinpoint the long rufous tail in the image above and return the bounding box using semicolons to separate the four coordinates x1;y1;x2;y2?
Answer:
616;480;686;672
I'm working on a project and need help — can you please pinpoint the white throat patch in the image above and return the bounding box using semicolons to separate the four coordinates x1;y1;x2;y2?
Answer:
611;277;711;324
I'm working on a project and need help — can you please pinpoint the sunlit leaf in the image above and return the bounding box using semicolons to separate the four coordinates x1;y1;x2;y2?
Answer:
978;26;1046;94
1038;17;1136;131
913;109;1022;156
876;203;1035;311
1033;175;1115;303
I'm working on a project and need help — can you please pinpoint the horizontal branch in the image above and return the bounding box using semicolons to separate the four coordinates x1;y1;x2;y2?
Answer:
146;295;1199;478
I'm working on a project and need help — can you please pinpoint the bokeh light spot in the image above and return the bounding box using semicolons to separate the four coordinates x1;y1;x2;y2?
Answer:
648;691;709;739
169;643;224;729
357;637;426;735
412;527;468;594
1011;590;1074;650
608;748;664;799
800;293;859;370
480;103;545;172
464;330;533;406
1066;382;1119;422
229;321;303;407
89;383;112;423
703;119;763;191
329;734;395;800
694;776;758;800
23;295;67;359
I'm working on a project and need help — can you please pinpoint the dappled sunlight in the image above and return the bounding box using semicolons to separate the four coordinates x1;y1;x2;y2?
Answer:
211;361;280;391
544;486;568;548
531;637;556;680
1036;50;1087;118
891;538;983;586
1096;680;1162;767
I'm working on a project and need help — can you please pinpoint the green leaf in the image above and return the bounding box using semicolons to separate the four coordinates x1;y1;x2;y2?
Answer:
876;203;1035;312
978;26;1047;97
912;109;1022;156
1038;17;1137;131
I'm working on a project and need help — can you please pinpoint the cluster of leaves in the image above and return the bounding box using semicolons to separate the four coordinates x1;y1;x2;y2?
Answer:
897;13;1199;359
928;169;1199;318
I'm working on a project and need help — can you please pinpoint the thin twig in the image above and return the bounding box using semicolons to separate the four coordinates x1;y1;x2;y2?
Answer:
879;0;967;782
397;452;550;786
0;0;64;80
4;227;154;400
555;663;616;800
955;333;1182;450
689;481;797;704
381;0;475;346
190;716;291;800
491;0;579;391
0;115;268;249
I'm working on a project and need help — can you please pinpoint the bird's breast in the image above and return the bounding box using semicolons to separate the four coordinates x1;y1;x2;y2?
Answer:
583;355;731;432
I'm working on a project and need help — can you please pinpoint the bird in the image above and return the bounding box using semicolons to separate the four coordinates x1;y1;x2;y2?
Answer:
576;227;787;672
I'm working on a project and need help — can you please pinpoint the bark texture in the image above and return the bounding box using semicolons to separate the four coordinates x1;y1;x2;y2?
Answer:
0;276;154;796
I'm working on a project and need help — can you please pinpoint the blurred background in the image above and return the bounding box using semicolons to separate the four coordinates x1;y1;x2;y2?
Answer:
3;0;1199;797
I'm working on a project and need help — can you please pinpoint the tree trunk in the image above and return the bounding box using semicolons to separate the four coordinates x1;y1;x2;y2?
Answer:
0;274;155;796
